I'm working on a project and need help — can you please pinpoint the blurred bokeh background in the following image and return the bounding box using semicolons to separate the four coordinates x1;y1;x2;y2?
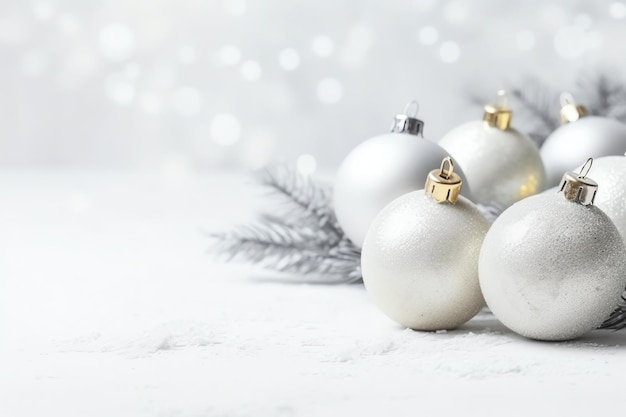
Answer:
2;0;626;175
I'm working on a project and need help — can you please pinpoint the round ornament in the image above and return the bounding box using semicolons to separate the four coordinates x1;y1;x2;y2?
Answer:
438;90;546;210
541;93;626;187
479;159;626;341
333;102;471;247
362;157;489;331
573;154;626;242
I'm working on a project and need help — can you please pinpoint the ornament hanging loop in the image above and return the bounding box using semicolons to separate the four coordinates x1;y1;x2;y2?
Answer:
558;157;598;206
439;156;454;180
578;157;593;179
495;89;508;107
425;157;462;204
403;101;419;118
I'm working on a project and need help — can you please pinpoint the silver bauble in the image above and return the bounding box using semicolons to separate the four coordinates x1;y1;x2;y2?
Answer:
362;160;489;331
541;117;626;187
479;174;626;341
334;104;470;247
574;154;626;242
439;93;546;210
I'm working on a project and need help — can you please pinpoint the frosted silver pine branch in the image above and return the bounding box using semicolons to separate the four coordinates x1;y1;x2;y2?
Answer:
209;166;362;284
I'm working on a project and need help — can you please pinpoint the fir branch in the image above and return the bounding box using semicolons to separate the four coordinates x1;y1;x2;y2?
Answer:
259;166;343;242
509;78;561;146
576;73;626;121
210;166;362;284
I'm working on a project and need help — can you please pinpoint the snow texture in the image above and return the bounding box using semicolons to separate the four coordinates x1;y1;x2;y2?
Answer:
1;171;626;417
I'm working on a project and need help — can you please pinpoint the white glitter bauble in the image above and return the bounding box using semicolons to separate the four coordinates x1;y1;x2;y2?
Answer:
574;155;626;242
334;105;470;247
439;93;546;209
479;191;626;341
362;166;489;330
541;117;626;187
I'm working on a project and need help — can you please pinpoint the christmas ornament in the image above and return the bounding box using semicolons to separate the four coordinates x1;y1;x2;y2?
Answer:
438;90;546;209
573;153;626;242
479;159;626;341
333;102;471;247
540;93;626;187
361;157;489;331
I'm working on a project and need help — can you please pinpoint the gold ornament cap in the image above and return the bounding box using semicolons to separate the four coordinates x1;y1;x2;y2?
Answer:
560;92;587;124
558;158;598;206
425;157;462;204
390;101;424;136
483;90;512;130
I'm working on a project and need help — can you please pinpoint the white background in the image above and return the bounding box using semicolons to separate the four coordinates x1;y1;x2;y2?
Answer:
3;0;626;173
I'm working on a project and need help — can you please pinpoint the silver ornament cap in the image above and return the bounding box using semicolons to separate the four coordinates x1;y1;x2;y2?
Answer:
558;158;598;206
390;101;424;136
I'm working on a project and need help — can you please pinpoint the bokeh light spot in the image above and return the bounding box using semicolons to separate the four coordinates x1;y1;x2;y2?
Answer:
32;2;54;20
211;114;241;146
316;78;343;104
443;0;470;23
218;45;241;66
104;75;134;106
240;60;262;81
439;41;460;63
99;23;135;61
610;2;626;19
297;154;317;176
278;48;300;71
311;35;334;57
418;26;439;45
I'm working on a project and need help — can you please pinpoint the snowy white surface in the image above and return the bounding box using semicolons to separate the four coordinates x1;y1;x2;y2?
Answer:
1;171;626;416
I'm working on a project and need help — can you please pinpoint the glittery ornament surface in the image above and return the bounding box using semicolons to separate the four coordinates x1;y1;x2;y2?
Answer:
361;192;489;331
333;133;471;247
439;121;546;209
479;193;626;341
541;117;626;186
576;155;626;242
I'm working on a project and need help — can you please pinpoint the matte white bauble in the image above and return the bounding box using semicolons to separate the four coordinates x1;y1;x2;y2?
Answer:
540;94;626;187
334;103;471;247
362;158;489;331
479;161;626;341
